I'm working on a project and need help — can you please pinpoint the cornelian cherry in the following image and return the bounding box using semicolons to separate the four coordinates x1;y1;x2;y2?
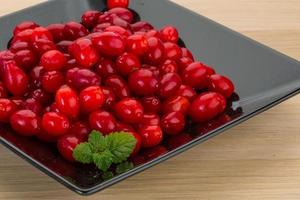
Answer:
0;98;17;122
131;21;154;32
42;71;65;93
158;73;181;99
141;96;161;114
13;21;39;35
105;75;130;99
208;74;235;98
89;110;117;135
79;86;105;113
40;50;66;71
68;121;91;141
31;27;53;43
175;85;197;101
116;52;141;76
94;57;117;79
107;0;129;9
143;37;165;65
128;69;158;96
160;26;179;43
181;62;209;89
81;10;102;29
14;50;37;71
46;23;65;42
114;98;144;124
10;110;41;136
32;39;56;55
64;21;89;41
126;35;149;56
161;112;185;135
102;87;116;110
42;112;70;137
163;42;182;61
66;68;101;90
108;7;133;23
162;95;190;115
139;125;163;148
128;132;142;156
57;134;83;162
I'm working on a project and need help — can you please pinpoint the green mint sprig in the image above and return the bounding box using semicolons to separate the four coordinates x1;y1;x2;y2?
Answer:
73;130;136;172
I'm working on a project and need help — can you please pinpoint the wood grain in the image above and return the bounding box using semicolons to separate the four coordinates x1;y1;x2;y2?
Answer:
1;0;300;199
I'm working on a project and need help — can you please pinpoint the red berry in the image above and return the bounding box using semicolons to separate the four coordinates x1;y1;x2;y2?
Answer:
29;66;44;88
116;122;135;132
11;29;33;44
13;21;39;35
68;121;91;141
143;37;165;65
42;71;65;93
105;75;130;99
56;40;72;53
181;62;209;89
32;39;56;55
31;27;53;43
208;74;235;98
55;85;80;119
91;32;125;57
102;86;116;110
141;96;161;114
162;95;190;115
114;98;144;124
89;110;117;135
139;125;163;148
161;112;185;135
0;98;17;122
42;112;70;137
131;21;154;32
92;23;112;33
163;42;182;61
66;68;101;91
107;0;129;9
81;10;102;29
116;52;141;76
23;98;43;114
57;134;83;162
203;65;216;76
46;23;65;42
128;132;142;156
0;82;8;98
126;35;149;56
139;113;160;129
68;38;99;68
79;86;105;113
2;61;28;96
28;89;51;106
159;59;178;74
64;21;89;41
181;48;194;61
10;110;41;136
94;57;117;79
108;7;133;23
158;73;181;99
175;85;197;101
14;50;37;71
177;57;193;72
40;50;66;71
145;30;160;38
189;92;227;122
9;41;31;53
160;26;179;43
104;25;131;39
0;50;15;65
128;69;158;96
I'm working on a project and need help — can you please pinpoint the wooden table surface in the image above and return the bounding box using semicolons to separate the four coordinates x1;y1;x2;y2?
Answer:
1;0;300;199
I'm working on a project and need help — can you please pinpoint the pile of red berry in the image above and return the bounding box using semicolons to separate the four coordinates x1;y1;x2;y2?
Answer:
0;0;234;162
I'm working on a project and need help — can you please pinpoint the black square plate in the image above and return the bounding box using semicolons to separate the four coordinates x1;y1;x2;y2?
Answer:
1;0;300;195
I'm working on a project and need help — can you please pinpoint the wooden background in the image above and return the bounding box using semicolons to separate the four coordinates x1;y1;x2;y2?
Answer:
1;0;300;199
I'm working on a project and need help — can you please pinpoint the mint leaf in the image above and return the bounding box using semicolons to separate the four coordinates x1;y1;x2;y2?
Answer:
73;143;93;164
88;130;107;152
101;171;114;180
106;132;136;164
116;162;134;174
93;150;113;172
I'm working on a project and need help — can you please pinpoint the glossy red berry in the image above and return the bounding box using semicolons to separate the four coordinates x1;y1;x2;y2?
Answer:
161;112;185;135
2;61;28;96
23;98;43;114
66;68;101;91
56;40;72;53
64;21;89;41
104;26;131;39
89;110;117;135
131;21;154;32
162;95;190;115
208;74;235;98
177;57;193;72
14;50;37;71
107;0;129;9
128;132;142;156
128;69;158;96
160;26;179;43
32;39;56;55
116;122;135;132
42;71;65;93
40;50;66;71
11;29;33;44
181;48;194;61
0;50;15;65
126;35;149;56
116;52;141;76
108;7;133;23
79;86;105;113
68;121;91;141
68;38;99;68
94;57;117;79
203;65;216;76
31;27;53;43
91;32;125;57
9;41;31;53
159;59;178;74
163;42;182;61
57;134;83;162
46;23;65;42
139;125;163;148
55;85;80;119
42;112;70;137
81;10;102;29
158;73;181;99
114;98;144;124
29;66;44;88
13;21;39;35
102;86;116;110
181;62;209;89
141;96;161;114
139;113;160;129
175;85;197;101
189;92;227;122
143;37;165;65
0;98;17;122
10;110;41;136
105;75;130;99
